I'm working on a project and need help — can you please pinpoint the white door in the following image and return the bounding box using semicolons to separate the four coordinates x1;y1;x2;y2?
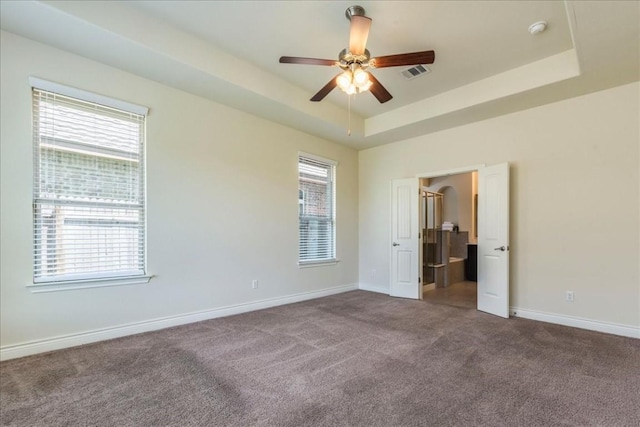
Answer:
390;179;421;299
477;163;510;318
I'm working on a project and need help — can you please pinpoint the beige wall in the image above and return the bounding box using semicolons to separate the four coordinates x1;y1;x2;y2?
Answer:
359;82;640;328
0;32;359;349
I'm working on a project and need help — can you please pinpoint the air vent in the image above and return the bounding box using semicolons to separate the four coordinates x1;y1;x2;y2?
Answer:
400;64;431;80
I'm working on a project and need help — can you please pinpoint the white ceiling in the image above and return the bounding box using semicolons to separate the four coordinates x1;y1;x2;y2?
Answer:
1;1;638;149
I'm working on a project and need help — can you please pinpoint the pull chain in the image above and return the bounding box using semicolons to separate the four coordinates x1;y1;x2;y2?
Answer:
347;94;351;136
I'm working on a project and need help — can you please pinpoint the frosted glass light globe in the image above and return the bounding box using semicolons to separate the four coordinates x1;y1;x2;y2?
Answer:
353;68;370;88
337;72;352;90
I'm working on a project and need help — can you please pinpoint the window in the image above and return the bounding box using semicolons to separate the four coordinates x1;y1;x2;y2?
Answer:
31;78;148;287
298;154;336;264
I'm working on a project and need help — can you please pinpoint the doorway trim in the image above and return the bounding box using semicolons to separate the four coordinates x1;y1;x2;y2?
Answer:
416;164;485;179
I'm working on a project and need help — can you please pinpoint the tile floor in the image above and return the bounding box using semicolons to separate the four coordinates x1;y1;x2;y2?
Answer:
423;280;477;309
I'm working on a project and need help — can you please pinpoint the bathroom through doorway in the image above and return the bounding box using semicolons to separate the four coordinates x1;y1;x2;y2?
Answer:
420;171;478;308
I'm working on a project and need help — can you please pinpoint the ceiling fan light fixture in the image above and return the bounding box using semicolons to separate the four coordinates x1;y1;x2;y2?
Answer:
336;66;371;95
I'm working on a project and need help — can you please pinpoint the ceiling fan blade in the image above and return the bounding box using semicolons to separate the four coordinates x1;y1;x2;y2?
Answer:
370;50;435;68
310;76;339;102
368;73;393;103
279;56;337;66
349;15;372;55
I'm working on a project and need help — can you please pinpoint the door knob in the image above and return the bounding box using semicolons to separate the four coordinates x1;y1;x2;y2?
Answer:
392;242;400;247
494;246;507;251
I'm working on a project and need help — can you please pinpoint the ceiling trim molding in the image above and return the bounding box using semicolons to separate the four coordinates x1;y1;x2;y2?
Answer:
365;49;581;137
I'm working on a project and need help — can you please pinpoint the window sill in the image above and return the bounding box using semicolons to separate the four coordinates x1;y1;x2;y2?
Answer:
27;275;153;293
298;259;339;268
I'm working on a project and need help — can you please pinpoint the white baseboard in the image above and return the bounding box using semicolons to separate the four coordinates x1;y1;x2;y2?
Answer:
0;283;359;361
510;307;640;339
358;282;389;295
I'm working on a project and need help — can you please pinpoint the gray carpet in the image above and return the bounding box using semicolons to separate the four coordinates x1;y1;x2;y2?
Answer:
1;290;639;426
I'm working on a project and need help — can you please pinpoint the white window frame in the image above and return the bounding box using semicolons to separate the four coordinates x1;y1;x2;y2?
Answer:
28;77;151;293
298;152;338;267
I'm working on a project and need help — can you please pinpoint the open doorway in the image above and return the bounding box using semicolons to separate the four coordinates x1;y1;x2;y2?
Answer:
420;172;478;309
390;163;509;317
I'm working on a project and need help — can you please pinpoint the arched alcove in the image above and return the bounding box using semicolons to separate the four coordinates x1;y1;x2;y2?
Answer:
438;185;459;225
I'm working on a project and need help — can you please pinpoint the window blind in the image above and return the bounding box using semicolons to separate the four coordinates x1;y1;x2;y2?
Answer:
298;155;336;263
32;87;146;283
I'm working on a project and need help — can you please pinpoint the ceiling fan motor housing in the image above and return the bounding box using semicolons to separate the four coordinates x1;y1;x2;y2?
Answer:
338;48;371;69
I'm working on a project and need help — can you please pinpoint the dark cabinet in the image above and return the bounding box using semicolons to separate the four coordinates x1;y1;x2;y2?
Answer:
466;244;477;281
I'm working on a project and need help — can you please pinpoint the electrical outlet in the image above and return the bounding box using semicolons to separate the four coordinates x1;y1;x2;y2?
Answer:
565;291;574;302
252;280;259;290
371;269;376;280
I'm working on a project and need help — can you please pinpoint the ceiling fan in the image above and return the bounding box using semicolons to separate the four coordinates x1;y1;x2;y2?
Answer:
279;5;435;104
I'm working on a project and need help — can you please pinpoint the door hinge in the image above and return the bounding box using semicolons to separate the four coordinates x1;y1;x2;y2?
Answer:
418;277;421;283
418;232;421;239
